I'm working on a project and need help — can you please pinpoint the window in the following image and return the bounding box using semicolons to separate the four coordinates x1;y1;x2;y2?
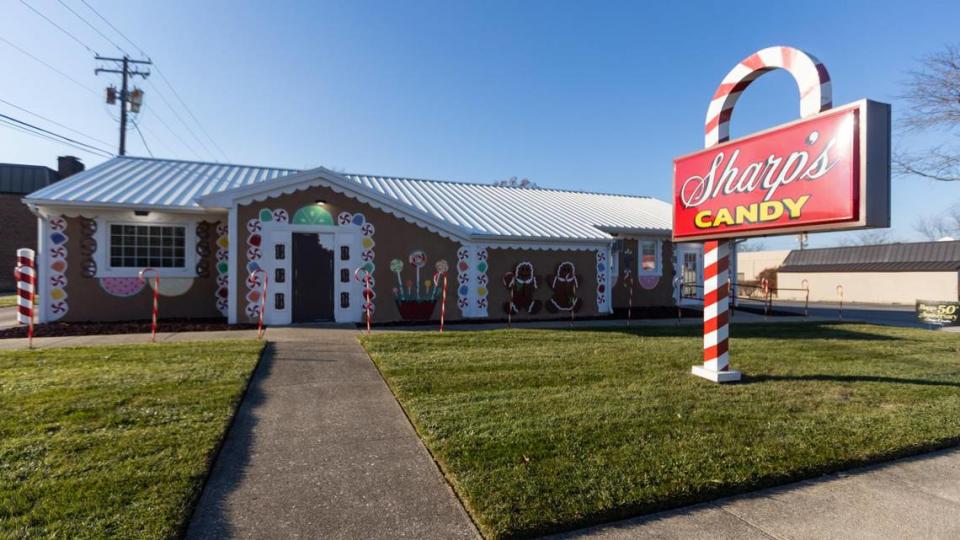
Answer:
275;244;286;260
275;293;285;310
340;292;350;309
275;268;285;283
340;269;350;283
340;246;350;261
637;239;662;276
109;224;185;269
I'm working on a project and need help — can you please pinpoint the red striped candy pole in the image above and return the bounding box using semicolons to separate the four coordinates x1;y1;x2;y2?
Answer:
694;46;832;383
354;267;372;334
801;279;810;317
252;269;268;340
15;248;36;348
836;285;844;320
139;268;159;343
434;271;447;333
761;277;770;319
626;275;634;325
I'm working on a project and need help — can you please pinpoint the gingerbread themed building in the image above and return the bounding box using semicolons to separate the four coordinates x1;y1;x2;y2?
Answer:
22;156;691;325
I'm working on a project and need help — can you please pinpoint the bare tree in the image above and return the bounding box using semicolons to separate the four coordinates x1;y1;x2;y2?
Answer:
838;230;896;246
736;240;767;252
914;203;960;240
895;44;960;181
494;176;539;188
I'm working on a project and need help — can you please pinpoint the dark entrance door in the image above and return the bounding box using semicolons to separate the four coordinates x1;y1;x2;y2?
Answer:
292;233;334;322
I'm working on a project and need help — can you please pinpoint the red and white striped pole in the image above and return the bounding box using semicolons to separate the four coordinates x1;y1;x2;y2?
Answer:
761;277;770;319
693;46;832;383
251;269;268;340
15;248;36;349
434;271;447;333
801;279;810;317
139;268;160;343
355;267;372;334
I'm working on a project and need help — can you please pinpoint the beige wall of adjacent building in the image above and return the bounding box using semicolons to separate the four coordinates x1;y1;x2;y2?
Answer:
778;271;960;305
736;250;790;281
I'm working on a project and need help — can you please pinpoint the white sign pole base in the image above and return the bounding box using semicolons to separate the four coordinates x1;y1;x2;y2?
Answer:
692;365;742;383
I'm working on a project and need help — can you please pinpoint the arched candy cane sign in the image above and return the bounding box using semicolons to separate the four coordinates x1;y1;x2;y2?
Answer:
138;268;160;342
684;46;840;383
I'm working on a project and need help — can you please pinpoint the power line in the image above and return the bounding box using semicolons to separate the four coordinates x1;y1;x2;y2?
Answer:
0;97;113;147
131;118;153;157
78;0;147;57
0;115;113;158
153;66;230;161
55;0;127;55
0;36;99;96
144;78;216;159
71;0;229;161
17;0;97;54
141;102;203;159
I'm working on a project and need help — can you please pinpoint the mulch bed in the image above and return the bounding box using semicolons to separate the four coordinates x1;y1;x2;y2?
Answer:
0;318;257;339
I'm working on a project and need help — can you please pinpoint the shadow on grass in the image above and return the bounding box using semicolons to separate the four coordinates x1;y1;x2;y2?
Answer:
565;322;904;342
746;373;960;388
182;341;273;538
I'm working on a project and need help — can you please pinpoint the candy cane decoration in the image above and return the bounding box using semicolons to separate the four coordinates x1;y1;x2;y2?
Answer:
672;275;684;325
433;271;448;333
15;248;36;348
250;268;268;340
695;46;832;383
138;268;160;343
801;279;810;317
837;284;844;320
761;277;770;319
624;274;634;325
355;267;372;334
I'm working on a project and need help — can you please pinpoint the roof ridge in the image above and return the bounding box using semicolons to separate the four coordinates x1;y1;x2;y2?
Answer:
343;172;653;200
117;155;301;173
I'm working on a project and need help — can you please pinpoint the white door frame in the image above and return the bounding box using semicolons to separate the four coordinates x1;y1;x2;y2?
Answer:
674;243;704;307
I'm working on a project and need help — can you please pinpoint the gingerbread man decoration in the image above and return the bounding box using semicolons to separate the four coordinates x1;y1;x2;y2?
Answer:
502;261;541;315
546;261;582;313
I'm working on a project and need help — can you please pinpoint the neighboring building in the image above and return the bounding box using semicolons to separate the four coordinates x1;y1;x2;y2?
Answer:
777;241;960;305
23;156;697;324
735;249;790;282
1;156;84;290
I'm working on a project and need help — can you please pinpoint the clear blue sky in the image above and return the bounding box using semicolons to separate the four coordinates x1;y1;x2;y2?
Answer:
2;0;958;248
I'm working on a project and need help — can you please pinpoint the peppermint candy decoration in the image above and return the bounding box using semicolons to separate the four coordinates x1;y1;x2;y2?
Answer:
361;223;375;237
49;217;66;231
246;219;262;233
247;246;262;261
272;209;289;223
337;212;353;225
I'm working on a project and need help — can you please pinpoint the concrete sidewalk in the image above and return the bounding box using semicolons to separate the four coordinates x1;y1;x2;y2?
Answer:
185;327;477;539
560;446;960;539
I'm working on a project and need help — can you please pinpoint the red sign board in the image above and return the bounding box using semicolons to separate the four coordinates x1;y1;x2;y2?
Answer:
673;100;890;241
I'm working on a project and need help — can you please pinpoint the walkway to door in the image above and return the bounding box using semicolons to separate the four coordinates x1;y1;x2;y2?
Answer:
185;327;477;539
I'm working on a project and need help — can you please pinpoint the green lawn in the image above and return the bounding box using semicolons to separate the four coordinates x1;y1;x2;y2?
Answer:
362;323;960;538
0;294;17;308
0;340;264;538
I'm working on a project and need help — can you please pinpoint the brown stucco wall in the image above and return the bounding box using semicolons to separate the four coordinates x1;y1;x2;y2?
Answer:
0;194;37;291
59;216;223;322
485;248;602;319
236;186;463;323
610;238;676;309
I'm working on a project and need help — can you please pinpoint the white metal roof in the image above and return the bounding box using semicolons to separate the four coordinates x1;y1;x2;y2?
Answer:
24;156;298;211
25;156;672;242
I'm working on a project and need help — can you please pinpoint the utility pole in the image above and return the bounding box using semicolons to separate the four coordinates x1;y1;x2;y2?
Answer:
95;56;151;156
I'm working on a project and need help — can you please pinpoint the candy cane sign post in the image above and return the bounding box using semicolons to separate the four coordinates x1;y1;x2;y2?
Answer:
138;267;160;343
673;46;890;383
15;248;36;348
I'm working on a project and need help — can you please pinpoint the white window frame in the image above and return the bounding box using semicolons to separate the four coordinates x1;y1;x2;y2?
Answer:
95;218;198;278
637;238;663;277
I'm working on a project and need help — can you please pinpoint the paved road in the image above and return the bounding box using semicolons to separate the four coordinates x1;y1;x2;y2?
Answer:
735;299;933;328
0;306;18;329
186;327;478;539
